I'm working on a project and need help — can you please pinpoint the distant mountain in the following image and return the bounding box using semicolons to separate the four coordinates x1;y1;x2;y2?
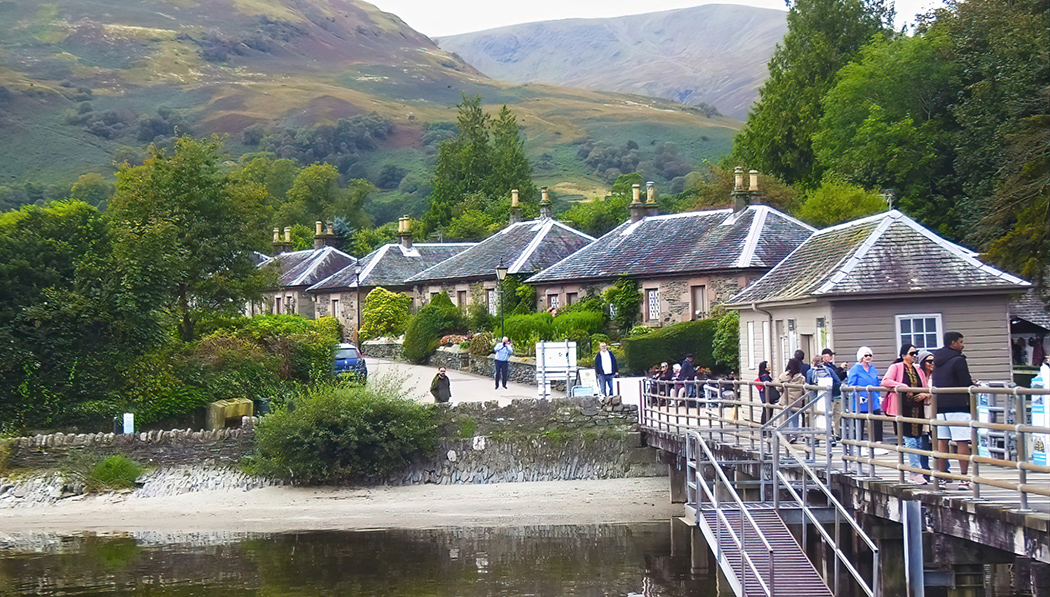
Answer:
437;4;787;120
0;0;739;209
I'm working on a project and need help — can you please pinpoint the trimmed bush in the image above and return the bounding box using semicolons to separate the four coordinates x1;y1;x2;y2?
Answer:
251;381;439;483
468;331;495;356
359;287;411;340
504;312;554;342
402;293;465;364
552;311;605;337
621;319;719;374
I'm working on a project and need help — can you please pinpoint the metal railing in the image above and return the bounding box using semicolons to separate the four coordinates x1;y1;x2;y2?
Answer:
640;377;1050;510
686;428;775;596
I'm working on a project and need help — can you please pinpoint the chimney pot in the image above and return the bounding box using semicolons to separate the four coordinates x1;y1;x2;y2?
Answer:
646;181;655;204
734;167;744;191
749;170;759;192
283;227;291;243
273;228;280;243
326;221;335;236
315;221;323;235
539;186;552;220
511;189;519;208
631;184;642;204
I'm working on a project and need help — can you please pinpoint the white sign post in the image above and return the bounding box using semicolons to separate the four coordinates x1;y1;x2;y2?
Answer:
535;341;577;398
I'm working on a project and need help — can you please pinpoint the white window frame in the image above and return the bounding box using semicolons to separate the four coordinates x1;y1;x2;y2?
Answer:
747;321;756;370
895;313;943;352
331;298;339;318
646;288;659;321
547;294;560;309
487;289;497;316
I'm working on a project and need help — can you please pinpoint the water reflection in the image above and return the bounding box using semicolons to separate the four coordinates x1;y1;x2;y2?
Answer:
0;521;715;595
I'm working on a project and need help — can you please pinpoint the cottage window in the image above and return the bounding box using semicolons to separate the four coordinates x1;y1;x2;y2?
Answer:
457;290;467;312
647;289;659;321
547;294;560;309
488;289;497;316
896;314;943;351
691;285;708;319
566;292;578;306
275;296;282;314
285;295;294;315
331;298;339;318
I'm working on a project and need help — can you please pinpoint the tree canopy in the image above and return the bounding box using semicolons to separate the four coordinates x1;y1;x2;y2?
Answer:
109;136;271;341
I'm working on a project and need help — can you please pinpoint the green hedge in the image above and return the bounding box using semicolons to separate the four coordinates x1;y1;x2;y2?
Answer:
552;311;605;336
503;312;554;341
402;293;465;363
621;319;719;374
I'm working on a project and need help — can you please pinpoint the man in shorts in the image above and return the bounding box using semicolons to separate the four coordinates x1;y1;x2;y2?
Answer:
931;331;975;489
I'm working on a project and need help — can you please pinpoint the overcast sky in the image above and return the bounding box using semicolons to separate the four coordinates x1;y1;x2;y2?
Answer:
370;0;947;37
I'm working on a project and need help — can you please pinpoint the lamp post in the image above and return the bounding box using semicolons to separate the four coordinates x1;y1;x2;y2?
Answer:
354;262;362;344
495;259;508;339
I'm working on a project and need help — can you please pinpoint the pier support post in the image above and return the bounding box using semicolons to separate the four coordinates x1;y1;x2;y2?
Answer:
669;460;687;504
690;524;711;576
902;499;925;597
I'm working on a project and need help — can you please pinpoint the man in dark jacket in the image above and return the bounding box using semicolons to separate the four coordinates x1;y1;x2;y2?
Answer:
680;354;697;398
931;331;974;488
430;367;452;403
594;342;618;397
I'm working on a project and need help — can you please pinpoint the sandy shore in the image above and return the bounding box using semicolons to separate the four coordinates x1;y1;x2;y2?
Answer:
0;478;678;535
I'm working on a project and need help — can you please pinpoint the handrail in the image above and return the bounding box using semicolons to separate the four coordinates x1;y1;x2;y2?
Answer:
773;429;879;597
687;429;775;597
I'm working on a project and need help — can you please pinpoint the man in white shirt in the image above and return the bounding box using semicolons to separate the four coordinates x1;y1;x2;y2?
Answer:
493;336;513;389
594;342;618;397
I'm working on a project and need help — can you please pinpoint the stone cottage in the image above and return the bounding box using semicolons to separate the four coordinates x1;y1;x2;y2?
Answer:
257;224;356;319
307;217;475;340
405;189;595;313
526;173;815;324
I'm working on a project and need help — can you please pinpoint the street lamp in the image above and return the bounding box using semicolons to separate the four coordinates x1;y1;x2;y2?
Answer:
354;262;363;344
495;258;508;339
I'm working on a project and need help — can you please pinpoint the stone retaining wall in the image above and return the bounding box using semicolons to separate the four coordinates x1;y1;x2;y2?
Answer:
3;399;661;489
5;420;257;470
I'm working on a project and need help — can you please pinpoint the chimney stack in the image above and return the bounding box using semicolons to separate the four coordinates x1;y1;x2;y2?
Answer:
629;183;646;223
509;189;522;225
314;221;325;249
645;181;658;217
539;187;552;220
748;170;762;205
398;215;413;250
272;227;283;255
732;166;749;212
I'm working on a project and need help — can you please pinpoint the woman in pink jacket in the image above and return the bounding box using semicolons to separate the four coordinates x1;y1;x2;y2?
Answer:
882;343;931;483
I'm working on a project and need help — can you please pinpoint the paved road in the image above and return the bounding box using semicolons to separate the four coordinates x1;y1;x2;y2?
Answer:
366;358;565;406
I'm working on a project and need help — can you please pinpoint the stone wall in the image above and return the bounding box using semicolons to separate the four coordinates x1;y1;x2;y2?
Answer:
6;419;258;470
3;399;662;487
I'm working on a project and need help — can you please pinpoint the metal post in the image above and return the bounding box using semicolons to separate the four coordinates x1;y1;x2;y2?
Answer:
1015;390;1029;510
903;499;926;597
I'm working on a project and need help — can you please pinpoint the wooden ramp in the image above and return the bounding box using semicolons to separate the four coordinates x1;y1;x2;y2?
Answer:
698;505;833;597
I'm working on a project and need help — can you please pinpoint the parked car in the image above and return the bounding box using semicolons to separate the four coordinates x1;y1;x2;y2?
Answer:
333;343;367;383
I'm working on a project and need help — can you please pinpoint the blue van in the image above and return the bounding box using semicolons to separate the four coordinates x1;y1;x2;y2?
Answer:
333;343;367;383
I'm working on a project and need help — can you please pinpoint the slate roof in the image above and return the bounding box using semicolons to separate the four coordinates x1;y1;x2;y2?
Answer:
728;210;1030;305
525;205;815;284
1010;290;1050;331
268;246;357;288
405;219;595;284
308;243;475;292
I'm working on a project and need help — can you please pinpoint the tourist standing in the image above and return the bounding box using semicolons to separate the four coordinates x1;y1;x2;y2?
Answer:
931;332;975;489
848;346;883;444
680;354;697;398
756;361;774;424
882;344;930;483
594;342;618;397
777;358;806;430
430;367;452;403
493;336;513;389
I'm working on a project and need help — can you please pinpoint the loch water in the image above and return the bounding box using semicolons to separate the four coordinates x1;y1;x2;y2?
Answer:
0;521;717;595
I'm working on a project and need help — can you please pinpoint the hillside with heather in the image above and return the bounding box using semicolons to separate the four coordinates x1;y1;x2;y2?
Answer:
0;0;738;207
437;4;788;120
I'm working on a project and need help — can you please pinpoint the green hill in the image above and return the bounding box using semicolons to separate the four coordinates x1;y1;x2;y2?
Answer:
0;0;739;212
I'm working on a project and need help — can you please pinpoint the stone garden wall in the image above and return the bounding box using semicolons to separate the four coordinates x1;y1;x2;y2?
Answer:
363;341;554;387
2;399;662;487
